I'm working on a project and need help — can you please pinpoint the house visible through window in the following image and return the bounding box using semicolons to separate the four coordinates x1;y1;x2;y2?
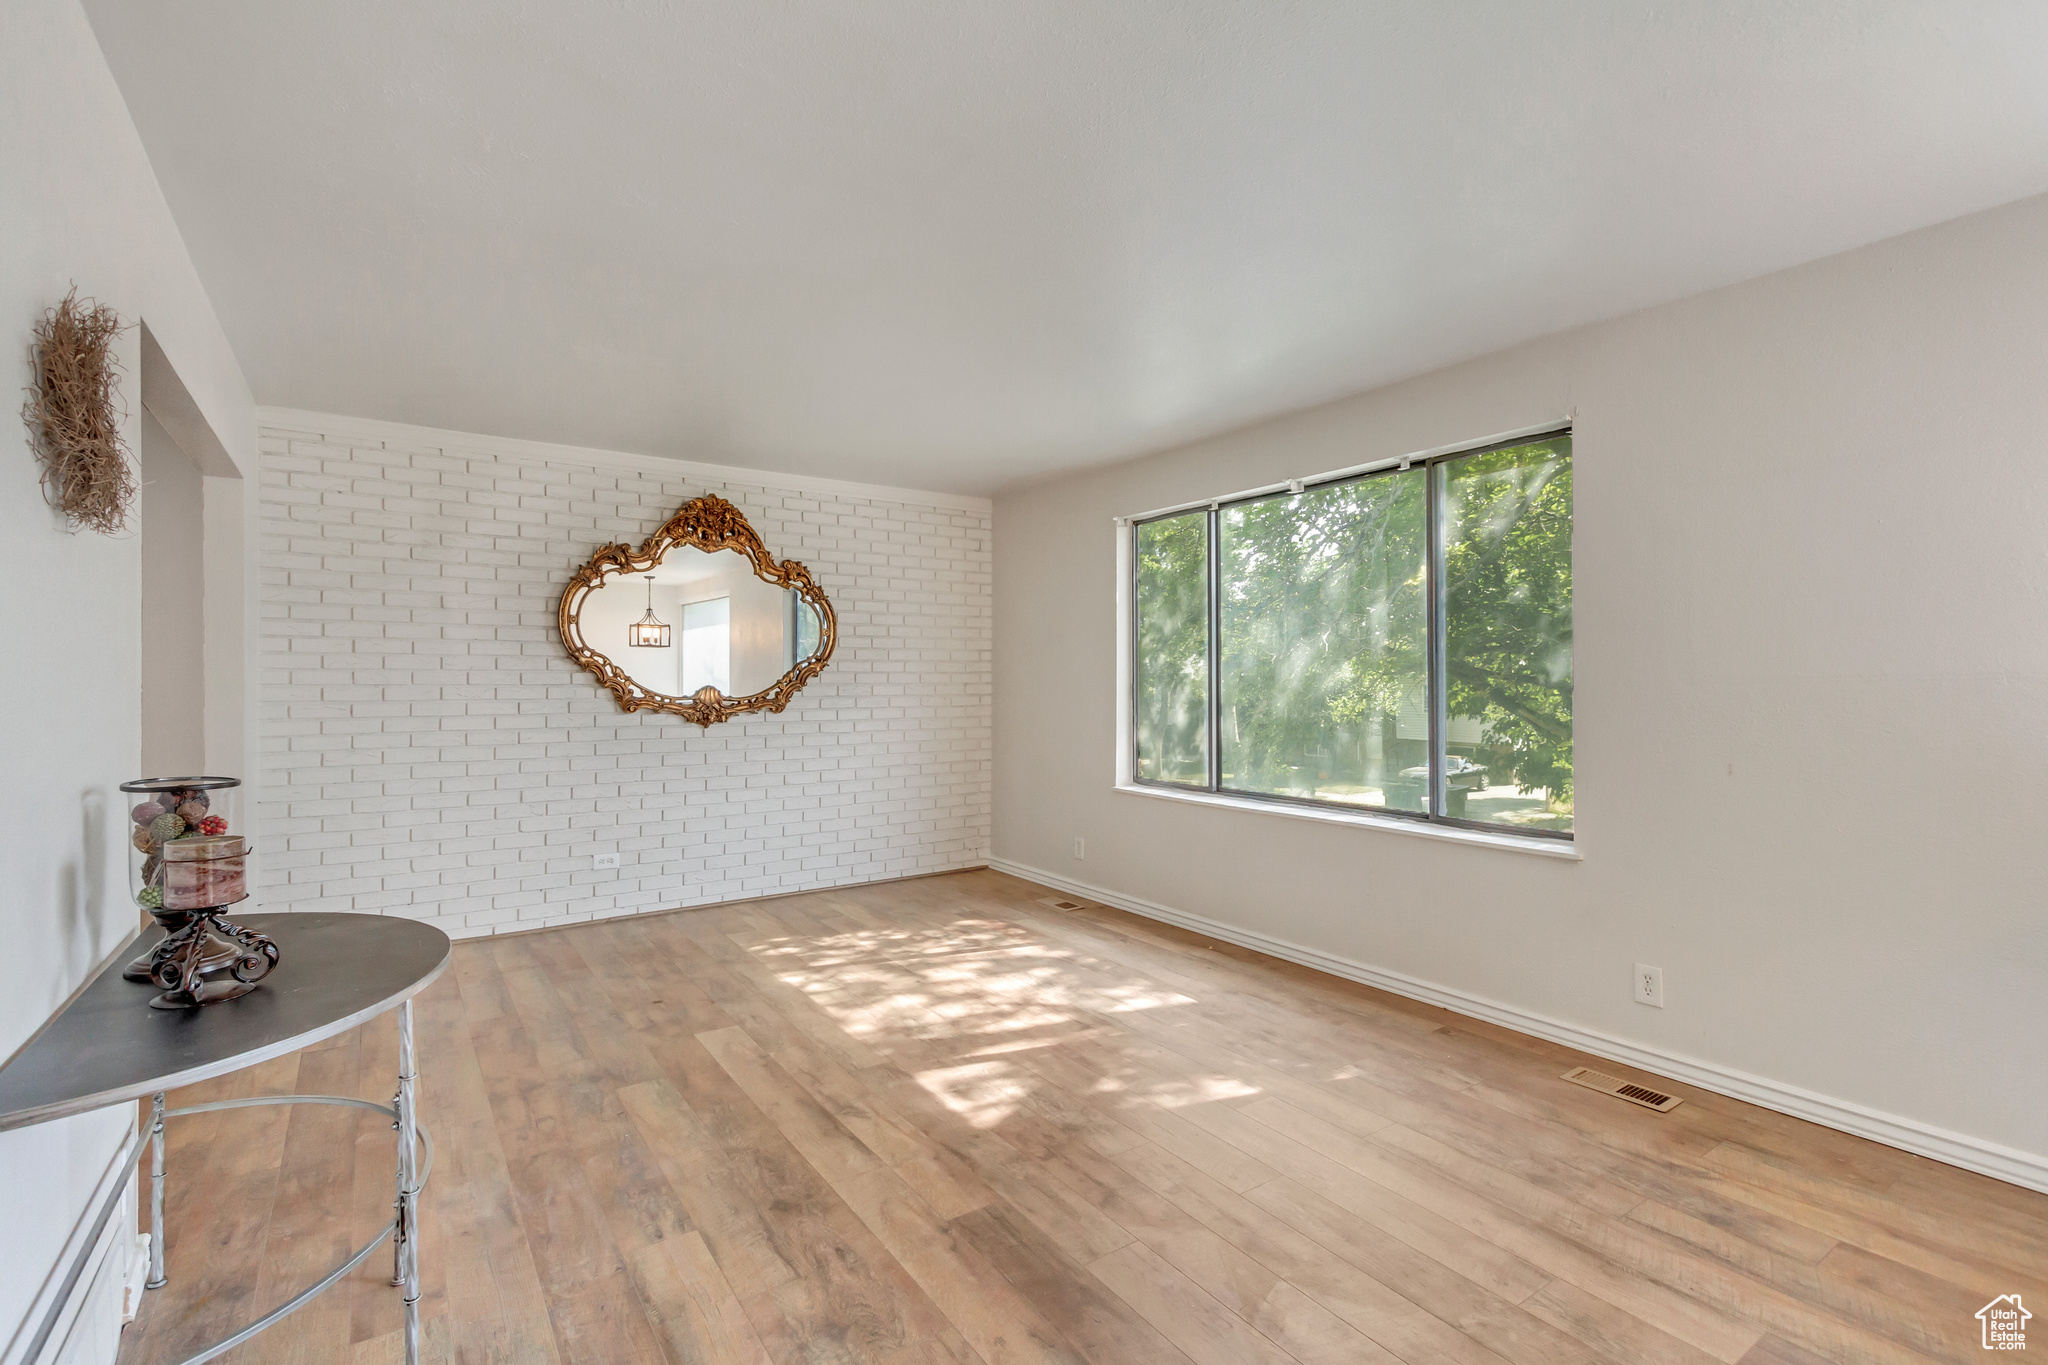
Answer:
1132;432;1572;837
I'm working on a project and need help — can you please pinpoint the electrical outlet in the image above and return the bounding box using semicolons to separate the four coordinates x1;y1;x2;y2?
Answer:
1073;836;1085;860
1634;963;1665;1008
593;852;621;871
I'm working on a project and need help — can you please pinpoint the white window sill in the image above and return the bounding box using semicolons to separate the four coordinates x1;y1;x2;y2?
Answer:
1113;782;1581;860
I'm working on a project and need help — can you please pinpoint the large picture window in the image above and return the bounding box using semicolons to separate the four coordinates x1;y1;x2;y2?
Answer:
1131;433;1572;838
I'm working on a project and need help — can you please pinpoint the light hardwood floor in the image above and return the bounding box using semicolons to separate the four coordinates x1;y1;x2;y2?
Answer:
118;869;2047;1365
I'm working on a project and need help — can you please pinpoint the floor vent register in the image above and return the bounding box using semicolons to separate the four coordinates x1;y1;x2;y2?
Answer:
1561;1066;1683;1113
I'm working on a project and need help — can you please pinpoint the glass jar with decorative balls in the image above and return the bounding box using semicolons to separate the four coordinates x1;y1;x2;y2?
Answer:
119;776;278;1009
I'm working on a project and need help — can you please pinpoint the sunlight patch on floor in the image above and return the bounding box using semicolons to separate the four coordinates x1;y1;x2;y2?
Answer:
963;1028;1114;1059
745;918;1202;1046
914;1060;1033;1128
1143;1075;1262;1107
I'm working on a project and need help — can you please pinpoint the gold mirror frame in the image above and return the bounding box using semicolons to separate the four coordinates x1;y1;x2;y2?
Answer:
557;494;838;727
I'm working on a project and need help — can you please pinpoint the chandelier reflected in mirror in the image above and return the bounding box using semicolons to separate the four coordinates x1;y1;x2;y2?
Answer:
627;575;670;648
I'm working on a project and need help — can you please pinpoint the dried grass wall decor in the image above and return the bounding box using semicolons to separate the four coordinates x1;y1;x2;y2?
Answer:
21;288;135;535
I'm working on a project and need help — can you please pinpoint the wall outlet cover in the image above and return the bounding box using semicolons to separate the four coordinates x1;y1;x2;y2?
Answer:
594;852;622;870
1634;963;1665;1008
1073;837;1085;860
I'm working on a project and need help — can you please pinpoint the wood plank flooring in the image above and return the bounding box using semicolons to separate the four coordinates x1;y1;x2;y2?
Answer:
117;869;2048;1365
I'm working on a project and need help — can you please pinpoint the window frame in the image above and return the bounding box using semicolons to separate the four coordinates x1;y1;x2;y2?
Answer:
1127;427;1573;843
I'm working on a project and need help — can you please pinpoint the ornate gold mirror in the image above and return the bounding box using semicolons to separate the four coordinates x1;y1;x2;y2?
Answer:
558;494;837;726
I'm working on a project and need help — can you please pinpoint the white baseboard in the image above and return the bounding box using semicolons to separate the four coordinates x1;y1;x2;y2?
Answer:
987;857;2048;1195
120;1237;149;1325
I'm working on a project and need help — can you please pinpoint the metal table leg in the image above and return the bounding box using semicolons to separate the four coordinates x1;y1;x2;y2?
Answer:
116;1089;433;1365
395;999;421;1365
147;1090;167;1289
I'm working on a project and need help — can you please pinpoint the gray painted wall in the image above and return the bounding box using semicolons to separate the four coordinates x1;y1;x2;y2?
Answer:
994;190;2048;1181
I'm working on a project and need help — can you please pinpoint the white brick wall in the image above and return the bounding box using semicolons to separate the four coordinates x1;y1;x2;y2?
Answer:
255;419;990;938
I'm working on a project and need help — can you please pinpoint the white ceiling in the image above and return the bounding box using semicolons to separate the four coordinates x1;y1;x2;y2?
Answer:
84;2;2048;495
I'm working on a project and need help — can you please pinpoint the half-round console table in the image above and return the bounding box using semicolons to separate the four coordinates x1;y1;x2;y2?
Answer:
0;913;450;1365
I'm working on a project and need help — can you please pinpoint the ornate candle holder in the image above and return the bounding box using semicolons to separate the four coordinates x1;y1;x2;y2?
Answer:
120;777;278;1009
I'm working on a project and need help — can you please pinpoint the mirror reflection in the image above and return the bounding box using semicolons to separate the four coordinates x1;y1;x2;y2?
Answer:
577;546;825;698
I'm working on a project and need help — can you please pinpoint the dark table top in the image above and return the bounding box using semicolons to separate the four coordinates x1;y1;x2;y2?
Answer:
0;913;451;1131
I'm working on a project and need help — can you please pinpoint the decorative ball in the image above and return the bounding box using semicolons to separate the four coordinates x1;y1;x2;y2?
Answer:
175;800;208;825
132;828;156;854
149;813;186;844
183;790;209;812
198;814;228;836
131;802;164;826
137;886;163;909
